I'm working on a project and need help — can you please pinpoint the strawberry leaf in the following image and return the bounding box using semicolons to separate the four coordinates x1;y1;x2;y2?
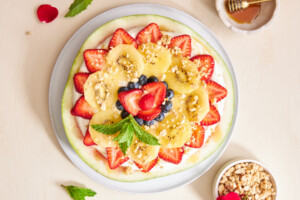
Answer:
61;185;96;200
65;0;93;17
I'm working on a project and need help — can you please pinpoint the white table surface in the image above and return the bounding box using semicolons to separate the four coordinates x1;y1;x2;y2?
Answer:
0;0;299;199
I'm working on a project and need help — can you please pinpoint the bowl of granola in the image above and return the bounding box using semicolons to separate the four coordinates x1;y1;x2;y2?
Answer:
213;159;277;200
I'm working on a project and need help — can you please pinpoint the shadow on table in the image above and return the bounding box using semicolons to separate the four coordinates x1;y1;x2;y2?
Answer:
189;143;256;200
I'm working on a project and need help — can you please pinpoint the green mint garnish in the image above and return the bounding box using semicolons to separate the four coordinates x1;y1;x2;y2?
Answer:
65;0;94;17
61;185;96;200
91;115;160;155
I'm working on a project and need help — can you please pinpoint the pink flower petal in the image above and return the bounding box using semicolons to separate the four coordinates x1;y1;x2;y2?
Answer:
37;4;58;23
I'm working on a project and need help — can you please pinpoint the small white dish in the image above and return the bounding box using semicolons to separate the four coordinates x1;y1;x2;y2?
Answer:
213;159;278;199
215;0;279;34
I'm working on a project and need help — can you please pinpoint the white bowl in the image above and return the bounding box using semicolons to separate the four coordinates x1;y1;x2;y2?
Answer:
215;0;279;34
213;159;278;199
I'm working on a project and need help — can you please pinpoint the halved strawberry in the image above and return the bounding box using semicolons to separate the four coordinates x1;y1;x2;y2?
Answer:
109;28;138;49
83;49;108;73
136;23;162;44
158;147;184;164
137;107;161;121
190;55;215;81
201;105;220;126
118;89;143;116
106;147;129;169
73;72;90;94
206;80;227;102
141;82;166;107
168;35;192;57
134;157;158;173
139;94;155;111
70;95;93;119
185;124;205;148
83;128;96;146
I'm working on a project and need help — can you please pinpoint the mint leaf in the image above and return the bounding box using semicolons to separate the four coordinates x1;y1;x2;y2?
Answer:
113;123;134;154
65;0;94;17
91;119;127;135
91;115;159;155
119;141;130;156
129;116;160;145
61;185;96;200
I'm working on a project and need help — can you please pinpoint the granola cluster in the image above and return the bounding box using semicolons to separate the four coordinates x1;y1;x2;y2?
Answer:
218;162;276;200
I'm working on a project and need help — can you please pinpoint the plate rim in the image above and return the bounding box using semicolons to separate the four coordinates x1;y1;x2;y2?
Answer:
49;3;238;193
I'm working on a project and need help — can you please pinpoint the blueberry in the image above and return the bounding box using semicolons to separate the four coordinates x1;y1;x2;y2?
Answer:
134;116;144;126
138;75;148;86
144;120;155;126
118;86;129;93
121;110;130;119
128;82;139;89
115;100;124;110
162;81;168;88
162;101;172;113
154;112;165;122
166;89;174;99
147;76;159;83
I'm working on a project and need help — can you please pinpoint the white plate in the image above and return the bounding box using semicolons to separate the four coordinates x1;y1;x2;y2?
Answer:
49;4;238;193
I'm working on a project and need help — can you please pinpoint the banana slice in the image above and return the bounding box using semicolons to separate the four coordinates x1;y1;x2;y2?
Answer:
156;113;193;148
89;111;121;147
138;43;172;77
172;87;210;123
106;44;144;81
84;71;119;111
164;56;200;94
127;137;160;164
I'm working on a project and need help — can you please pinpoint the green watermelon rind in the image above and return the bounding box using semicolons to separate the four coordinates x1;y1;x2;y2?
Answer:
61;14;236;182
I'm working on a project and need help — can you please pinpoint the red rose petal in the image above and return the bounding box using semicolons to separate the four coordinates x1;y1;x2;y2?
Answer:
37;4;58;23
217;192;241;200
225;192;241;200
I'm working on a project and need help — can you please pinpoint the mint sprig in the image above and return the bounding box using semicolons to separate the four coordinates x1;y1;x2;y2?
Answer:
91;115;160;155
61;185;96;200
65;0;94;17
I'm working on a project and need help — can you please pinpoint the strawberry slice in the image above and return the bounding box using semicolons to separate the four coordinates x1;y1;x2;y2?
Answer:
139;94;155;111
206;80;227;102
141;82;166;107
71;95;93;119
83;49;108;73
185;124;205;148
169;35;192;57
109;28;138;49
136;23;162;44
158;147;184;164
190;55;215;81
73;72;90;94
106;147;129;169
83;128;96;146
137;107;161;121
201;105;220;126
134;157;158;173
118;89;143;116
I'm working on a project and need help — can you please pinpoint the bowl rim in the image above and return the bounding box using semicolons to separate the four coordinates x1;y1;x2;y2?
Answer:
215;0;280;34
212;158;278;199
